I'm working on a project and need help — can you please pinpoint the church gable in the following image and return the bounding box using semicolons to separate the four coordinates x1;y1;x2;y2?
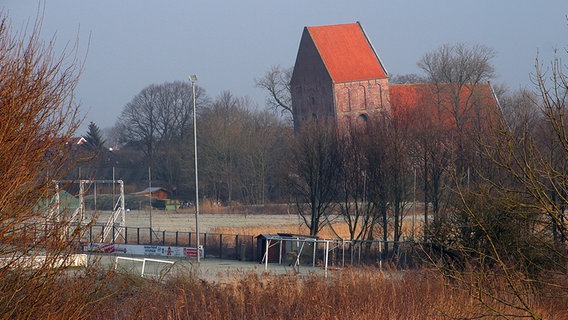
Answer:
290;27;332;88
290;27;336;131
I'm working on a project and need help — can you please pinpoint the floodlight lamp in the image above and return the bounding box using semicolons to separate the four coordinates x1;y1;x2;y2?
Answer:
189;74;198;82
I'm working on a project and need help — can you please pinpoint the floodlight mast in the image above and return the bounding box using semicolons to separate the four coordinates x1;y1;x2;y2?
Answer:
190;74;200;262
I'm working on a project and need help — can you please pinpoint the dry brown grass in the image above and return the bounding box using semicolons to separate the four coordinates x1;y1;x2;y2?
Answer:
210;222;351;238
211;224;307;237
1;262;564;319
80;266;567;320
210;216;422;240
0;265;118;319
198;202;290;215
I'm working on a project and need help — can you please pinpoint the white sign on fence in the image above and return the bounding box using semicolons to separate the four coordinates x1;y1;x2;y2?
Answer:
83;242;204;258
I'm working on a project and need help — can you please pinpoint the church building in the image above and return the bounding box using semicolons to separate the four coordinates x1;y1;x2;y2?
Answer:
290;22;498;132
290;22;390;131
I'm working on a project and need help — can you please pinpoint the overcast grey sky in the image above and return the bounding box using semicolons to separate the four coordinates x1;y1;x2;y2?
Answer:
3;1;568;133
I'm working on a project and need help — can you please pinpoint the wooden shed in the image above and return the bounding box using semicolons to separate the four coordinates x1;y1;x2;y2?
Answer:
132;187;169;199
256;234;283;263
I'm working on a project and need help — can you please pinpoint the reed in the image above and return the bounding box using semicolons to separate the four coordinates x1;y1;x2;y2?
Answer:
83;266;567;319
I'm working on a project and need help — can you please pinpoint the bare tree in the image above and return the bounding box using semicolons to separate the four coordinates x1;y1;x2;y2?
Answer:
427;45;568;319
389;73;427;84
0;11;111;317
389;106;413;244
115;81;207;192
399;85;452;240
238;110;289;204
498;88;540;135
255;65;293;122
362;114;412;255
337;124;376;241
197;91;249;204
512;49;568;244
0;13;81;248
418;43;496;176
116;81;204;163
409;44;498;239
419;43;495;85
288;120;340;236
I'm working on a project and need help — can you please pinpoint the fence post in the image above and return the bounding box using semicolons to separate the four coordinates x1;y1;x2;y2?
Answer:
219;234;223;259
137;227;140;245
203;233;207;258
175;231;179;247
252;236;256;261
125;226;128;244
342;239;345;267
162;231;166;246
189;232;192;247
235;234;239;260
310;241;314;267
379;241;382;270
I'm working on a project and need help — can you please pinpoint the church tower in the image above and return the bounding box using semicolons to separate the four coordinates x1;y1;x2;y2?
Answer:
290;22;390;131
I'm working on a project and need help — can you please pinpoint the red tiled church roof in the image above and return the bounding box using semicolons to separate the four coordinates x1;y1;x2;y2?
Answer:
389;83;500;128
307;22;387;83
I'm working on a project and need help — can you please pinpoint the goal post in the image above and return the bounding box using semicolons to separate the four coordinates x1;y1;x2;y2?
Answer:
114;256;175;279
51;179;126;243
260;234;345;278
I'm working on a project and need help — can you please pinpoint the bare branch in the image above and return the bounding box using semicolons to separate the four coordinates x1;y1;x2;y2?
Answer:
255;65;293;121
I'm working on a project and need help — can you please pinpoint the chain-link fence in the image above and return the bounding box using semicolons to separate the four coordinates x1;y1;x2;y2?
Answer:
18;223;425;267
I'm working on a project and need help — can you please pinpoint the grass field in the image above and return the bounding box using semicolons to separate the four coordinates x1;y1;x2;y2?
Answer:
100;210;305;233
92;205;424;240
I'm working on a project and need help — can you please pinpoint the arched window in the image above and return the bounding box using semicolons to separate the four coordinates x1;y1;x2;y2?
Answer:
359;85;367;110
357;114;368;129
341;87;351;112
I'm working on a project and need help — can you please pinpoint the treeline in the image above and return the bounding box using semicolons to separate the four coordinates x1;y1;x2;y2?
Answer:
74;88;293;205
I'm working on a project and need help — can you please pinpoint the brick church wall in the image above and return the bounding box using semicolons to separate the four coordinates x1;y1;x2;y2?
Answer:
333;78;390;126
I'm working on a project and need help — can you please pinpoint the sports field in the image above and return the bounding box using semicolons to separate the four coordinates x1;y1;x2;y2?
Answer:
93;209;307;234
95;255;329;282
